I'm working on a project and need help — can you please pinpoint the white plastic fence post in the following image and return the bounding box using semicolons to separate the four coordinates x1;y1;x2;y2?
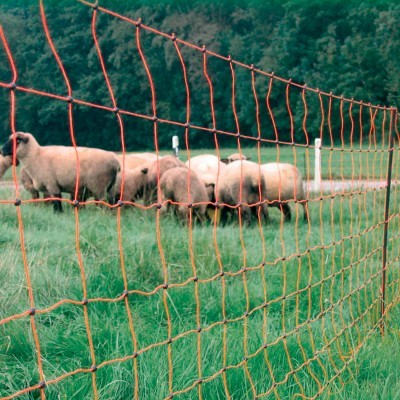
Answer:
314;138;321;192
172;135;179;158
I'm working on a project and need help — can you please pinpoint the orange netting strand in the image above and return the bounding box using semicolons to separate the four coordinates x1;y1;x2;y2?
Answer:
41;4;98;393
90;6;141;399
0;24;46;400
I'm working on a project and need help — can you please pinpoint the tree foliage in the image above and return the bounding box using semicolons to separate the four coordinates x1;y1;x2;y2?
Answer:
0;0;398;150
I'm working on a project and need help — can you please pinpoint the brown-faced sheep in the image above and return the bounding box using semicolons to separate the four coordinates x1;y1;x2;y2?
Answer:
1;132;119;212
261;163;309;222
221;153;250;164
185;154;226;202
216;160;268;224
20;168;89;203
145;155;187;204
159;167;208;221
1;155;50;201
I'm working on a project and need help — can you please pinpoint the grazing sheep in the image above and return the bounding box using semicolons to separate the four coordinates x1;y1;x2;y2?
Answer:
116;152;157;170
1;132;119;212
261;163;309;222
185;154;226;202
221;153;250;164
145;155;187;204
216;160;268;224
0;157;52;201
111;166;149;204
160;167;208;221
0;154;12;179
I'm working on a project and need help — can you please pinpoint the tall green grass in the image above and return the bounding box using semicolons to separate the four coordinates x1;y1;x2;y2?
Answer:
0;180;399;399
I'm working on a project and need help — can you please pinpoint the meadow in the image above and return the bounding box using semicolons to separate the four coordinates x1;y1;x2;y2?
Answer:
1;146;400;399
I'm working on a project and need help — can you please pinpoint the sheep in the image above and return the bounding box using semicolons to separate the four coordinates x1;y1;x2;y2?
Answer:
111;166;149;204
0;154;12;179
216;160;268;224
0;155;52;201
185;154;226;202
159;167;208;221
1;132;120;212
260;163;309;222
145;155;187;204
20;168;88;203
221;153;250;164
0;155;51;201
116;152;158;170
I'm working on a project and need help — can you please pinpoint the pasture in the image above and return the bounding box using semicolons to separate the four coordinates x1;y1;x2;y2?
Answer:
1;145;400;399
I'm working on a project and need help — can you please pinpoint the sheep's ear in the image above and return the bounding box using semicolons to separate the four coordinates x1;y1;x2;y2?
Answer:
141;167;148;174
205;182;215;188
220;158;229;164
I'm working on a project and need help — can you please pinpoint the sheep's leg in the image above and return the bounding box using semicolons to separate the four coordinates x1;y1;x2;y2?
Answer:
52;193;63;213
219;206;230;225
29;188;40;200
281;203;291;222
47;184;63;212
159;196;169;216
302;201;310;222
177;205;189;221
240;205;252;225
260;203;269;224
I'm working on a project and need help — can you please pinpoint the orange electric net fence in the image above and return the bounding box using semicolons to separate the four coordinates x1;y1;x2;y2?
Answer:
0;1;399;399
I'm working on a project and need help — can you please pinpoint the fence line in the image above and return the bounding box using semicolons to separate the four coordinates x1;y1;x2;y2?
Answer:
0;1;399;399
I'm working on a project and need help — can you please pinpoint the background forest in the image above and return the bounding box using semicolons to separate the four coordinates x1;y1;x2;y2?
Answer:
0;0;399;151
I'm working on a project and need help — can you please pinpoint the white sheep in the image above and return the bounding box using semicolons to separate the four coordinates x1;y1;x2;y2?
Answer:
260;163;309;221
1;132;120;212
185;154;226;202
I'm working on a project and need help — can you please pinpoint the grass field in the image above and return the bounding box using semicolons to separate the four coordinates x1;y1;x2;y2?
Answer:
1;144;400;399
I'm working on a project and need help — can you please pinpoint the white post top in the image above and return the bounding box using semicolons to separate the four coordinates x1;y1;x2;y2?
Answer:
172;136;179;158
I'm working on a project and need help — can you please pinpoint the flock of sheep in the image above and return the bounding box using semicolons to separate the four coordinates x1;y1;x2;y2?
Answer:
0;132;309;224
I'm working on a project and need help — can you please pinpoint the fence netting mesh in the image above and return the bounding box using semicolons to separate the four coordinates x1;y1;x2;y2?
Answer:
0;1;399;399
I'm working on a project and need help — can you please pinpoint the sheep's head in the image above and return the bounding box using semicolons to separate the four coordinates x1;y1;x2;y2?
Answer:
199;174;216;202
1;132;32;160
221;153;250;164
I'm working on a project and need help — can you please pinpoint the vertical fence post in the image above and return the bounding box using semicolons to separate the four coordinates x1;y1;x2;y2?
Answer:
380;109;395;335
314;138;322;192
172;135;179;158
